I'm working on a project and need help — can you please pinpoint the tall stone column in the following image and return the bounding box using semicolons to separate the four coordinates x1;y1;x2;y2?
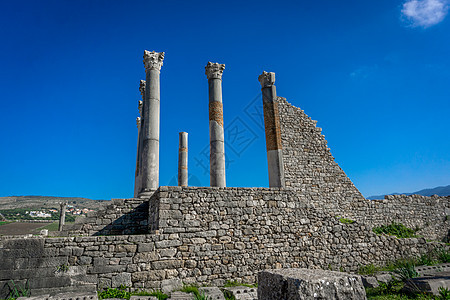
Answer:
140;51;164;196
178;132;188;187
259;71;285;188
134;80;146;197
58;202;67;231
205;62;226;187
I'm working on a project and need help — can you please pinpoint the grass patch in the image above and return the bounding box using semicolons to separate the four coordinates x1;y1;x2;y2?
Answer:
358;248;450;276
34;221;74;232
180;285;199;297
98;286;168;300
0;221;11;226
437;248;450;263
339;218;355;224
373;222;418;238
224;280;257;288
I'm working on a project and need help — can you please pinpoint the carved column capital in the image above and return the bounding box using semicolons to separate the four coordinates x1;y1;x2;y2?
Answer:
136;117;141;128
139;80;146;99
138;100;143;115
143;51;165;71
205;62;225;80
258;71;276;88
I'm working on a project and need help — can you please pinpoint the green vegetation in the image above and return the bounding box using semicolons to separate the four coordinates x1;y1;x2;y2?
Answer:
97;286;168;300
359;248;450;275
437;248;450;263
223;280;257;288
392;264;420;281
372;222;418;238
55;264;69;273
34;221;74;232
0;221;11;226
179;285;213;300
0;208;75;222
339;217;356;224
4;280;30;300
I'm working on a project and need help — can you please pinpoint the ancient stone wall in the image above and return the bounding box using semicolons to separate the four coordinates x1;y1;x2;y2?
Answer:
277;97;367;215
1;187;445;297
275;97;449;240
60;198;149;236
360;194;449;241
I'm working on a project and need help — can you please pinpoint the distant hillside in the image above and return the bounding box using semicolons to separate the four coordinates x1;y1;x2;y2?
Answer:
368;185;450;200
0;195;107;210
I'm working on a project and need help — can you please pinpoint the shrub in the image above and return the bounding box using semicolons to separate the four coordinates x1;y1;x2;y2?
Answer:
372;222;417;238
358;263;382;275
438;248;450;263
392;263;420;281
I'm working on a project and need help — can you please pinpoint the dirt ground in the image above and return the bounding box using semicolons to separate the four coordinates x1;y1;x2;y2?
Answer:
0;222;50;235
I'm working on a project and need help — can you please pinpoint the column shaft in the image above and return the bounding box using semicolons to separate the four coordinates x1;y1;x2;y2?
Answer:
259;71;285;188
140;51;164;196
178;132;188;186
58;202;67;231
206;62;226;187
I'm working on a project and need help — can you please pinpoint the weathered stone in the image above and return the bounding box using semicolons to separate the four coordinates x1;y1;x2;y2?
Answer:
403;272;450;296
161;278;183;293
258;268;366;300
198;287;225;300
111;273;132;288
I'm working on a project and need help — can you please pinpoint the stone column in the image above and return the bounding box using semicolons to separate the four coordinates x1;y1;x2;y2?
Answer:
259;71;285;187
140;51;164;196
178;132;188;187
58;202;67;231
134;80;146;197
205;62;226;187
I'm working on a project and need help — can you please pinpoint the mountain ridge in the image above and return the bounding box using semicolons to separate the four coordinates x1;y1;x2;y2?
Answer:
367;184;450;200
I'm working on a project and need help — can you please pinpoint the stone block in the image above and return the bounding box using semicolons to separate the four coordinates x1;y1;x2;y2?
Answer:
18;292;98;299
258;268;366;300
130;296;157;300
111;272;132;288
223;286;257;300
198;286;226;300
161;278;183;293
169;291;195;299
403;272;450;296
361;276;379;288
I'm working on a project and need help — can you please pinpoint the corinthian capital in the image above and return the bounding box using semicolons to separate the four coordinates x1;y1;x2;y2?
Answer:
138;100;143;115
258;71;275;88
205;62;225;80
136;117;141;128
139;80;146;100
143;50;165;71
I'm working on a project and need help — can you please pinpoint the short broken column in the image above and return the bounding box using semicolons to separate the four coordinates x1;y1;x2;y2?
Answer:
205;62;226;187
178;132;188;187
259;71;285;188
58;202;67;231
140;51;164;196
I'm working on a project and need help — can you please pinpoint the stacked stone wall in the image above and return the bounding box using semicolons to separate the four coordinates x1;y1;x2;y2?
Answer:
361;194;449;241
60;198;149;236
276;97;367;216
1;186;446;297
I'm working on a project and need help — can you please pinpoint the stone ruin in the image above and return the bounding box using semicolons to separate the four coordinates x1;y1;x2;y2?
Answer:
0;50;448;299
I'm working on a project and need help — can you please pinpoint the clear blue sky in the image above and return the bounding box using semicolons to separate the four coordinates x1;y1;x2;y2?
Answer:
1;0;449;200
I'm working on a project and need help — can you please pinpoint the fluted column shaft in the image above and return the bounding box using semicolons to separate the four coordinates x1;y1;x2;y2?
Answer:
140;51;164;195
259;71;285;188
206;62;226;187
178;132;188;187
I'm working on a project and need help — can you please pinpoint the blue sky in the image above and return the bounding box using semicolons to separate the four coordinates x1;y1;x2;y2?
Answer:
0;0;449;200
